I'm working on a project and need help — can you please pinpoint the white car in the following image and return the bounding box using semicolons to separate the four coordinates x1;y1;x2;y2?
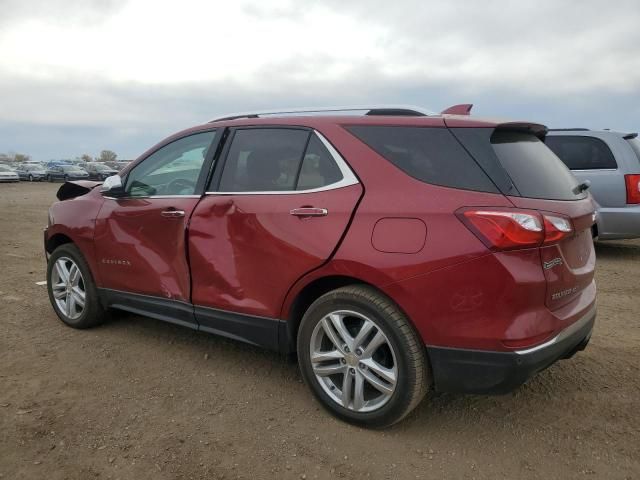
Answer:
0;165;19;182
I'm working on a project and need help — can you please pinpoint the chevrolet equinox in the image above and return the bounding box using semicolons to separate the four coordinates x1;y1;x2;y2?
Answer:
45;105;597;427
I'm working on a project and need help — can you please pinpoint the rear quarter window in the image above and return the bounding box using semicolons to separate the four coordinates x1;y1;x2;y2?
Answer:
345;126;499;193
545;135;617;170
626;137;640;165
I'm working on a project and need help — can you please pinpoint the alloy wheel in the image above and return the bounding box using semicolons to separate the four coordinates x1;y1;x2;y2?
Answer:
309;310;398;412
50;256;86;320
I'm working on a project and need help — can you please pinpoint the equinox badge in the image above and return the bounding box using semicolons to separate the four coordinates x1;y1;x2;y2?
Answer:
543;257;563;270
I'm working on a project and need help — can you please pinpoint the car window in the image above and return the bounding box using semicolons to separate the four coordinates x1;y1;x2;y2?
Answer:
217;128;310;192
296;134;343;190
626;137;640;164
125;131;215;197
545;135;617;170
492;131;584;200
346;126;499;193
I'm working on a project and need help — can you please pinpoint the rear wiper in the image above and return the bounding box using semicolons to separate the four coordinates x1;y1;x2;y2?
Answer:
573;180;591;195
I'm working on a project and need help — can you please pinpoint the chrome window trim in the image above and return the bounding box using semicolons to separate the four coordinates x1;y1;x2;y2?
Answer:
205;130;359;195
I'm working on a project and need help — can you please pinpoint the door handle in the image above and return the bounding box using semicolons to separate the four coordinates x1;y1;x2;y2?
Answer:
161;209;185;218
290;207;328;217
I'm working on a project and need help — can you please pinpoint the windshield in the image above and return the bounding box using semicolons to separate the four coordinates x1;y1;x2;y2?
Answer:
95;164;112;171
0;165;13;172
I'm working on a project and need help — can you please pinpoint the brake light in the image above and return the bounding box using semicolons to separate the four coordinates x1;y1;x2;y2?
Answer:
625;174;640;204
459;209;573;250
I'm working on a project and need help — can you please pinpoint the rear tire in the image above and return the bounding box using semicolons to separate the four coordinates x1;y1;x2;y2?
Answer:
47;244;108;329
48;175;53;182
297;285;429;428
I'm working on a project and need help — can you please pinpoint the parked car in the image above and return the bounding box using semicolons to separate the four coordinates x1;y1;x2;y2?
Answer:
44;105;596;427
45;160;72;169
546;129;640;240
102;161;120;170
0;164;19;182
46;165;89;182
16;163;48;181
84;162;118;180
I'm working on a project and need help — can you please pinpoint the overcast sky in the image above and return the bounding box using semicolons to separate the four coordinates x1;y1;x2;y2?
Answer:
1;0;639;160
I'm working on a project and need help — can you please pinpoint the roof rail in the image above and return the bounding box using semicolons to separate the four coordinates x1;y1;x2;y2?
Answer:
209;105;435;122
547;128;591;131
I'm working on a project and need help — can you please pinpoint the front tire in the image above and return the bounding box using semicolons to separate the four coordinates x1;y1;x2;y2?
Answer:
28;174;33;182
297;285;429;428
47;244;108;329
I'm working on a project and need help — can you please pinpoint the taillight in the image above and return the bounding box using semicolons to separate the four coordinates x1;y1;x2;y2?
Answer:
625;174;640;204
458;209;573;251
542;215;573;245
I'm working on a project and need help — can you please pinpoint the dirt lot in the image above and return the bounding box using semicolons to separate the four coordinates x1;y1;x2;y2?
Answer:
0;182;638;480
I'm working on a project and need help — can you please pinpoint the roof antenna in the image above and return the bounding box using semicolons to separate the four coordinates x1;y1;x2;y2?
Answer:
441;104;473;115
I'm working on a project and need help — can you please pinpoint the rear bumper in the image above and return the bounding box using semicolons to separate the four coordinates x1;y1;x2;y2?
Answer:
596;205;640;240
427;304;596;394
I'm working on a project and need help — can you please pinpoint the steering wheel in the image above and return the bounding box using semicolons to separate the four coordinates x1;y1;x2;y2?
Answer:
166;178;196;195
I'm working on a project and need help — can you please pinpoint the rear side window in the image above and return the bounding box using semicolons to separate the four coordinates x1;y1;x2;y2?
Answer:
345;126;499;193
297;135;343;190
545;135;617;170
219;129;309;192
492;131;584;200
217;129;345;192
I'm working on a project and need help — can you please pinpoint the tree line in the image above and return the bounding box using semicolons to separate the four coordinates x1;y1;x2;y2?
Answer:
0;150;118;163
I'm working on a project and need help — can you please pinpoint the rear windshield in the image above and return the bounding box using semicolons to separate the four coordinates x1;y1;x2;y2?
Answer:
345;126;499;193
491;131;584;200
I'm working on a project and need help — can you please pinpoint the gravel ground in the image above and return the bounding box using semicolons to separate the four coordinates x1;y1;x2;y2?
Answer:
1;182;639;480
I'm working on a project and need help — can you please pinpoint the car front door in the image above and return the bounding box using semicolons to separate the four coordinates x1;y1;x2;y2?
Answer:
94;130;219;323
188;127;362;348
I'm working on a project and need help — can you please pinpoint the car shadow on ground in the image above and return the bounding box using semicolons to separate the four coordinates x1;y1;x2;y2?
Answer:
594;239;640;260
98;310;605;434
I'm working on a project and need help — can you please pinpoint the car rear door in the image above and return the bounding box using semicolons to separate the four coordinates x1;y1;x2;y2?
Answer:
188;127;362;346
94;130;218;324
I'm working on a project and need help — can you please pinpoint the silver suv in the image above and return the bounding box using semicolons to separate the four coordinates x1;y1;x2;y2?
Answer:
546;129;640;240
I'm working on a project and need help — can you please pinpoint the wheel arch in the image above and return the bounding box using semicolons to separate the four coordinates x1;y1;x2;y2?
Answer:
46;232;74;254
281;274;417;354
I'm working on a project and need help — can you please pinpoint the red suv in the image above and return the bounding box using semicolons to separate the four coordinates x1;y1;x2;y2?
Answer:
44;106;597;427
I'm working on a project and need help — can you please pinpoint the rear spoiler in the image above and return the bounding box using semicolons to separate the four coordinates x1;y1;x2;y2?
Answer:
495;122;548;138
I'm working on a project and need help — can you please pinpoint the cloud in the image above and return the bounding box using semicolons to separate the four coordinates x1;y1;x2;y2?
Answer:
0;0;639;158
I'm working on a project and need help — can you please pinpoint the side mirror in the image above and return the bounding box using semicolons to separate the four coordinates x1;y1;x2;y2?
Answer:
101;174;126;197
